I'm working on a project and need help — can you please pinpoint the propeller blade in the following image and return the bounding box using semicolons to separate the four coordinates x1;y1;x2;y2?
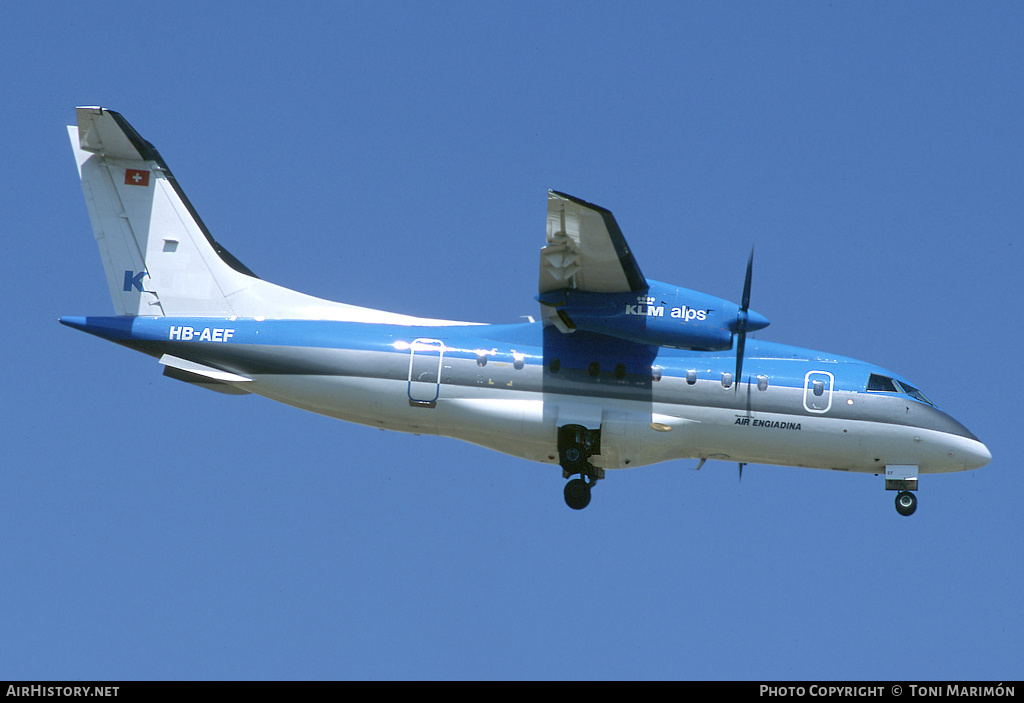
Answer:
741;248;753;312
735;247;754;387
735;326;746;385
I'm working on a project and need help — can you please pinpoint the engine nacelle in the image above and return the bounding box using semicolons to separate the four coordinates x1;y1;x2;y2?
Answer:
537;279;769;350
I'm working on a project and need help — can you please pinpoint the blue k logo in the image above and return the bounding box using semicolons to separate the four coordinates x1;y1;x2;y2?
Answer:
123;270;146;292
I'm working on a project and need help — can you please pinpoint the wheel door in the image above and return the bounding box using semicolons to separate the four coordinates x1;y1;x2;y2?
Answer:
408;338;445;407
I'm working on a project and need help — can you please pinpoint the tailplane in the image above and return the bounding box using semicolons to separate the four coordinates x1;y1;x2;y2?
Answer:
70;107;258;316
68;107;468;324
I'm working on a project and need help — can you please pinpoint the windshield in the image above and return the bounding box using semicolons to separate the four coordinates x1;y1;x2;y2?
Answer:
896;380;935;406
867;373;899;392
866;373;936;407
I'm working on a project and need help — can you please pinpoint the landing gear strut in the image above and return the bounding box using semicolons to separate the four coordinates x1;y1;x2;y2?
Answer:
559;424;602;510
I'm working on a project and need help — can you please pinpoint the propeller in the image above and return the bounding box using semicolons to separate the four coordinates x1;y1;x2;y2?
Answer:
734;250;761;480
734;248;755;388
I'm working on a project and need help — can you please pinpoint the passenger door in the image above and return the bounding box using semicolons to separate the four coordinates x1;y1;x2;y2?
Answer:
408;338;445;407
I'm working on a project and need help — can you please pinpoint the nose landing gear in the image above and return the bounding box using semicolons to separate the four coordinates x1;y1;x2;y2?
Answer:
886;465;919;517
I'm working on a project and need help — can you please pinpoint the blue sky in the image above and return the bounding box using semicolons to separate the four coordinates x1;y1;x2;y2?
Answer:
2;2;1021;680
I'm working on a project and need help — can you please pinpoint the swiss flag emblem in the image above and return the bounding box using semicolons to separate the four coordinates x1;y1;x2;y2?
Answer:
125;169;150;186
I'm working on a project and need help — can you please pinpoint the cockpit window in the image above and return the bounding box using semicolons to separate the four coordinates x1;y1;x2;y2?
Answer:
866;373;936;406
896;381;935;406
867;373;899;392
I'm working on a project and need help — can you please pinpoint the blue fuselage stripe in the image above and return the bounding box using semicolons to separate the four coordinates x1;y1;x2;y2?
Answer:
55;315;905;392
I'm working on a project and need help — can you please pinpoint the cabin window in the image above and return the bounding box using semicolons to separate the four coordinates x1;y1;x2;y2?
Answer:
867;373;899;392
651;365;663;382
513;353;525;370
614;363;627;379
757;375;769;391
721;372;733;388
476;352;488;367
588;361;600;377
812;380;825;396
686;369;697;385
548;358;560;373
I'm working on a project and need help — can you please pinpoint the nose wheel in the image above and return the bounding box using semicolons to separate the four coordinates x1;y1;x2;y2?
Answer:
886;465;919;517
895;490;917;517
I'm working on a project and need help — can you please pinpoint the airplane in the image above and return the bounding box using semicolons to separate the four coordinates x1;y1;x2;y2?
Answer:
61;106;991;514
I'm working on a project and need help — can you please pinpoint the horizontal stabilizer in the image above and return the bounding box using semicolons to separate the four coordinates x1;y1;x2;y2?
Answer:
160;354;252;394
76;106;159;161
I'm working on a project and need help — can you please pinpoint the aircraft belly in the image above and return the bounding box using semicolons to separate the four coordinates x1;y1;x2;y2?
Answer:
239;372;933;474
242;374;546;460
211;345;978;474
692;410;867;471
246;374;441;434
241;372;703;467
690;406;975;474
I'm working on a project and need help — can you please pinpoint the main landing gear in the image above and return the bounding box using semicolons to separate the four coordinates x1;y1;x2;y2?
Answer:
559;424;603;510
564;475;595;510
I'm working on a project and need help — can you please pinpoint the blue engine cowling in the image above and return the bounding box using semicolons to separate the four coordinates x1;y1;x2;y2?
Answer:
537;280;769;351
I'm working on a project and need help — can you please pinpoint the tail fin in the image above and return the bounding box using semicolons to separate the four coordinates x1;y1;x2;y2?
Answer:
69;106;260;316
68;107;475;325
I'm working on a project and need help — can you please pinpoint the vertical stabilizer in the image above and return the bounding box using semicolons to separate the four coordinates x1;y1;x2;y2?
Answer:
67;107;475;325
69;107;256;317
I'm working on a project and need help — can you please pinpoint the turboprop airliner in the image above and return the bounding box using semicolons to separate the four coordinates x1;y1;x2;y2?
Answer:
61;107;990;514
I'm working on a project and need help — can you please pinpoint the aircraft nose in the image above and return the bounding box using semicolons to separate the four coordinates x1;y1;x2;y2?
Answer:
926;407;991;472
964;438;992;471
